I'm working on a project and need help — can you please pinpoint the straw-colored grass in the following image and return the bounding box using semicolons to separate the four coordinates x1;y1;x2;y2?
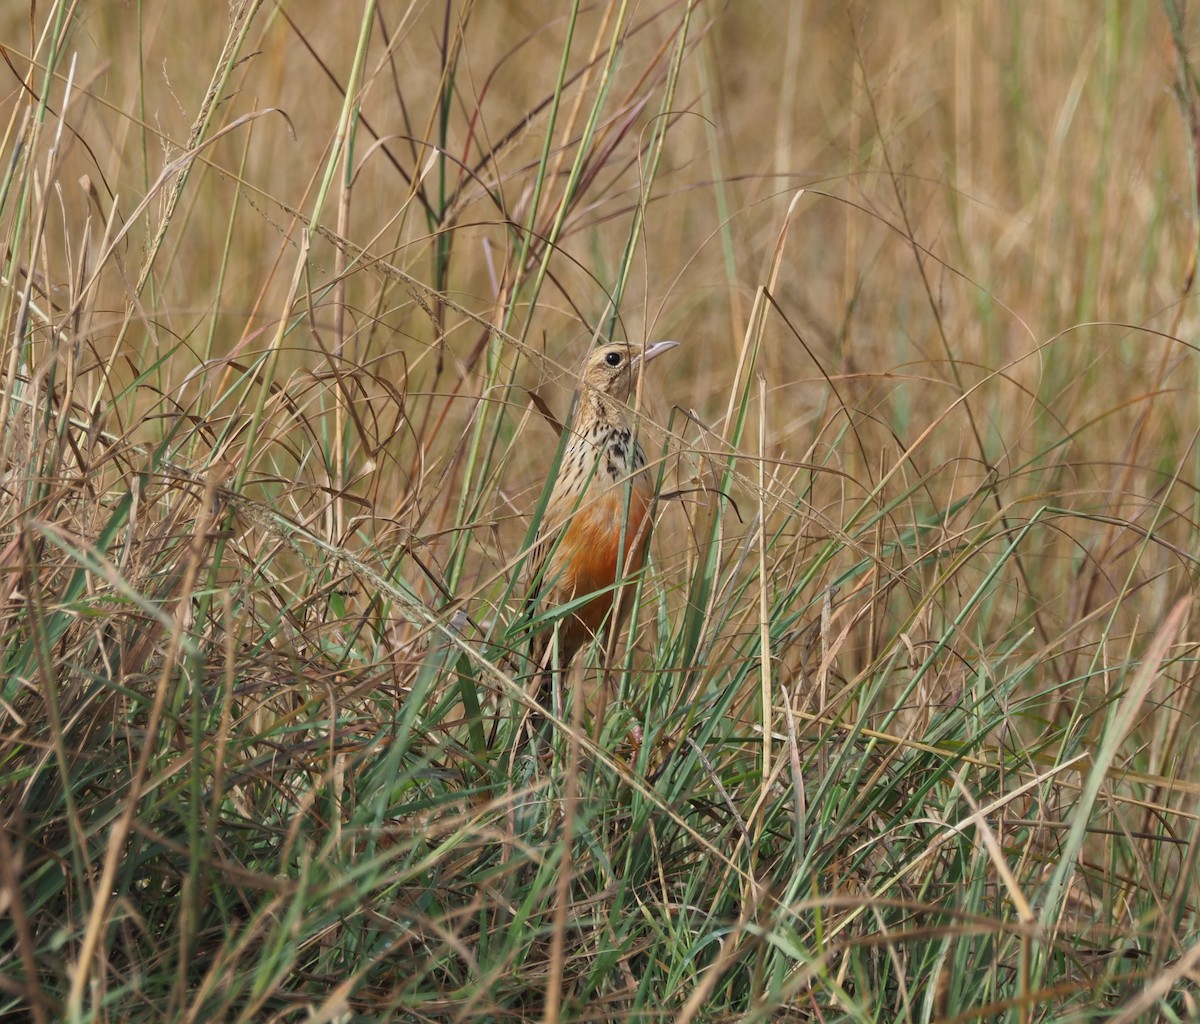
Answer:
3;1;1199;1021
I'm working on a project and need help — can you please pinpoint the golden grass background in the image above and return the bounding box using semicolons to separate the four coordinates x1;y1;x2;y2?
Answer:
5;0;1200;1019
21;2;1189;636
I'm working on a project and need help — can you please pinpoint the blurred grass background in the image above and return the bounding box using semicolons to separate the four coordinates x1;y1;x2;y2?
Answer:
3;1;1200;1021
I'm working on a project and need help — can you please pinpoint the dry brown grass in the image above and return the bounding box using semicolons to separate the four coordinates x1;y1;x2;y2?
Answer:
3;1;1200;1020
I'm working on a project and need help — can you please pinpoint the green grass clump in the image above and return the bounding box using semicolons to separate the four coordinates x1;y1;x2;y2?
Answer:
2;2;1200;1021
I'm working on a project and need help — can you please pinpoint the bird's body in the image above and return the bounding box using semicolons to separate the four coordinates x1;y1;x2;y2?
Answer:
527;340;677;673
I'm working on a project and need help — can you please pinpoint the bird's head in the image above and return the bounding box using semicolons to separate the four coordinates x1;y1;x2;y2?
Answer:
582;340;679;403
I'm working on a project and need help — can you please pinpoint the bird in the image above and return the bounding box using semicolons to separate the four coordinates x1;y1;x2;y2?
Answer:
522;339;679;713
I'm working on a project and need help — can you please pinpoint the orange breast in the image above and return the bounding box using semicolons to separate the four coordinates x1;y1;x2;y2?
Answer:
541;483;654;654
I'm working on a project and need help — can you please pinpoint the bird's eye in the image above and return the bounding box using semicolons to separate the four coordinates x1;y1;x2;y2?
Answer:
605;351;623;367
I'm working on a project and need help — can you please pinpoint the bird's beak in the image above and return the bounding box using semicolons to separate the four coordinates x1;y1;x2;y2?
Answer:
635;340;680;365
